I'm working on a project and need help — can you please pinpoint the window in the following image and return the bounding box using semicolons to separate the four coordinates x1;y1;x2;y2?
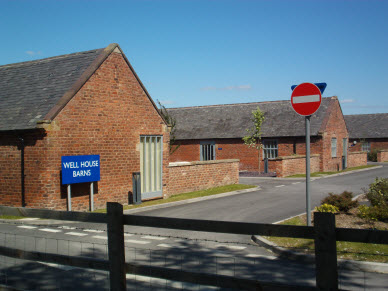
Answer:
200;141;215;161
140;136;163;199
361;141;371;152
331;138;337;158
263;140;278;159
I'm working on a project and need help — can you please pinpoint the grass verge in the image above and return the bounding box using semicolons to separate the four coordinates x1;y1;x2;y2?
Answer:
94;184;256;213
286;165;378;178
265;215;388;263
0;215;24;220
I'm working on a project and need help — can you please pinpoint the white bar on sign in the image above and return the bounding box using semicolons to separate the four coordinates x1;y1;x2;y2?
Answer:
293;94;320;104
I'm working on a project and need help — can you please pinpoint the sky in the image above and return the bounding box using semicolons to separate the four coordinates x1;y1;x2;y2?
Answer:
1;0;387;115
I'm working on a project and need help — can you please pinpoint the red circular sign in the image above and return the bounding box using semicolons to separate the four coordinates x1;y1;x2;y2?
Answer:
291;83;322;116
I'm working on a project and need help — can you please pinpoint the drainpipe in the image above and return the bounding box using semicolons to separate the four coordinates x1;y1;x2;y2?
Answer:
19;137;26;207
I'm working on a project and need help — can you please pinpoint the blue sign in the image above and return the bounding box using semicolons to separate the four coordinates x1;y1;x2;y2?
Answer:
61;155;100;185
291;82;327;94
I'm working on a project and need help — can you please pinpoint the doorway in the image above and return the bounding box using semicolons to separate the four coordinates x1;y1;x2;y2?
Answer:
140;136;163;199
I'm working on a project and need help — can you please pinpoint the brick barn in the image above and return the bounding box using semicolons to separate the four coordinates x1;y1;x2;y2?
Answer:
0;43;171;211
345;113;388;162
168;97;365;177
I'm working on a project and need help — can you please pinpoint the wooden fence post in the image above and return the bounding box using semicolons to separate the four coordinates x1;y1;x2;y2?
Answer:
107;202;126;290
314;212;338;290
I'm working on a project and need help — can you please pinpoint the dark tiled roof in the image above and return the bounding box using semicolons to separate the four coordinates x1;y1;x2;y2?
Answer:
168;97;334;140
0;48;104;131
345;113;388;139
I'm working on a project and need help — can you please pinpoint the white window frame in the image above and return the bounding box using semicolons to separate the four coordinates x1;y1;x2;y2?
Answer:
361;141;371;152
263;140;278;159
331;138;337;158
200;141;216;161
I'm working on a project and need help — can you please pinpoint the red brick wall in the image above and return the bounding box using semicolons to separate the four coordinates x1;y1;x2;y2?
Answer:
347;151;367;168
170;139;259;171
170;137;322;172
0;130;49;208
0;52;170;211
0;133;22;206
169;140;200;162
268;154;320;177
377;150;388;162
320;98;349;172
349;138;388;153
166;159;239;196
217;140;259;171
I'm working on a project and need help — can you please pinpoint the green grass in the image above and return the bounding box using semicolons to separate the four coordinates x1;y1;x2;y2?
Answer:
94;184;256;213
0;215;24;220
265;216;388;263
286;165;378;178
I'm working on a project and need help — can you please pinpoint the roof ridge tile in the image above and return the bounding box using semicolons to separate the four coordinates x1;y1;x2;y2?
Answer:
0;48;104;70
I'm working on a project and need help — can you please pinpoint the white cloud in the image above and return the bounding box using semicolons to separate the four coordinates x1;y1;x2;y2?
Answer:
236;85;252;90
26;50;42;56
201;84;252;91
341;99;355;103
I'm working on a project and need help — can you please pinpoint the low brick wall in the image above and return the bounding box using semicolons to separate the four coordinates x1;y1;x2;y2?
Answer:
269;155;320;177
166;159;239;197
377;150;388;162
347;151;367;168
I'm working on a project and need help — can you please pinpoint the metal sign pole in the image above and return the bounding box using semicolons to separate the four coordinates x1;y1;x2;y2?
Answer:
90;182;94;211
291;82;326;227
67;184;71;211
306;115;311;226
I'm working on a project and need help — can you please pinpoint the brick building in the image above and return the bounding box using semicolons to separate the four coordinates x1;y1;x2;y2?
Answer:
168;97;358;176
0;44;171;211
345;113;388;158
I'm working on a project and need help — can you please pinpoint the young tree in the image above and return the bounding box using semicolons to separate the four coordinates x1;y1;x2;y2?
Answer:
243;106;265;171
157;100;180;154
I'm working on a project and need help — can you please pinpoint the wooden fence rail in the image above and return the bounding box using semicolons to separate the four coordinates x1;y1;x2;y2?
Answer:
1;205;387;244
0;245;320;291
0;203;387;291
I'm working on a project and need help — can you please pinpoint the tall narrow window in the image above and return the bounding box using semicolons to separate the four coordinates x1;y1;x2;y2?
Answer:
140;136;163;199
200;141;215;161
263;140;278;159
331;138;337;158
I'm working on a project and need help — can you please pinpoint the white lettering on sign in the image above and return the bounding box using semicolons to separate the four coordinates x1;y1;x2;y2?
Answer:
292;94;320;104
73;170;91;177
63;160;98;169
80;161;99;168
63;162;79;169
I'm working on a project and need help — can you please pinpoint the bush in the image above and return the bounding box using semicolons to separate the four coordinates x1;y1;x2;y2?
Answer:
321;191;358;213
358;205;388;222
358;205;377;222
367;149;378;162
366;177;388;207
315;204;339;214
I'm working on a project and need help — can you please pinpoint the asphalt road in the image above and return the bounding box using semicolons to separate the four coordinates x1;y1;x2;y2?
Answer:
135;163;388;224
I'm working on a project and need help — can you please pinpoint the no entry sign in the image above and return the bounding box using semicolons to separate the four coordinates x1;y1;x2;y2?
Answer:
291;83;322;116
